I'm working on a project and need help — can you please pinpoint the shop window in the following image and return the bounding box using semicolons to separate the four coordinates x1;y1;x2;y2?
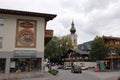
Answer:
0;58;6;73
10;58;42;73
0;18;4;27
0;37;3;48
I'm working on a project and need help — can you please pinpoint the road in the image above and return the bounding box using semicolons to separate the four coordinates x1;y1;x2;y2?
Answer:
20;69;119;80
50;70;99;80
49;69;119;80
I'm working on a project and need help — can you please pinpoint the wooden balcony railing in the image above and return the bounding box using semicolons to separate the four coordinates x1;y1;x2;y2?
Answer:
45;30;53;37
45;30;53;46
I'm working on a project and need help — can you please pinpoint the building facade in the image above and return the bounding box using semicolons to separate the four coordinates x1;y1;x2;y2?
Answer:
103;36;120;70
0;8;56;79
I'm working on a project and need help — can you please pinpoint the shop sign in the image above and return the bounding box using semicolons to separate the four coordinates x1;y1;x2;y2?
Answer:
14;50;36;57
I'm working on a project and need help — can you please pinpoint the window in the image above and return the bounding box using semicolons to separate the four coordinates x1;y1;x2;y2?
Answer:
0;18;4;27
10;58;41;73
0;37;3;48
115;41;119;45
0;58;6;73
74;39;76;44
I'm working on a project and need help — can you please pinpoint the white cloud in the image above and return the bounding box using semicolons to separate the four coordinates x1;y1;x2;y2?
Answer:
0;0;120;44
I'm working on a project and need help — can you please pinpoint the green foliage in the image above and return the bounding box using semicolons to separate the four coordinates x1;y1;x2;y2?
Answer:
44;35;73;64
48;69;58;76
44;36;59;59
90;36;109;60
114;46;120;55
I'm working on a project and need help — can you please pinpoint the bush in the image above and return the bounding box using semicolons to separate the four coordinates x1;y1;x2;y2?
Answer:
48;69;58;76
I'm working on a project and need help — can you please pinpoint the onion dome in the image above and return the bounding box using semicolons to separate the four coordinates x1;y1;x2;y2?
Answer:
70;21;76;34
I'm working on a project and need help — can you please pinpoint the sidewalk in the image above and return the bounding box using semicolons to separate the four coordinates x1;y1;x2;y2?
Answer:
20;71;55;80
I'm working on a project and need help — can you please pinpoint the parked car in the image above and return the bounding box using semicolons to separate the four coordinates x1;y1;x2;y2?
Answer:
81;66;88;70
64;65;72;70
57;65;64;69
51;66;58;70
71;65;82;73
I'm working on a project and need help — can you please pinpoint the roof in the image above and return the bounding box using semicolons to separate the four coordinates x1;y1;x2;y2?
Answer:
103;36;120;40
73;49;89;55
0;8;57;21
67;48;89;55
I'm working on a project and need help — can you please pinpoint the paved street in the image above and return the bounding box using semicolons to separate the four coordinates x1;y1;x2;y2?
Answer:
50;70;99;80
50;69;120;80
20;69;120;80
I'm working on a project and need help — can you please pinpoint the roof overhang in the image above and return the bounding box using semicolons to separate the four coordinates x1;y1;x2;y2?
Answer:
0;8;57;21
103;36;120;40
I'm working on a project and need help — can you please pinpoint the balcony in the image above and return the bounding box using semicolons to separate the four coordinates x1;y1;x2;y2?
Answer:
45;30;53;46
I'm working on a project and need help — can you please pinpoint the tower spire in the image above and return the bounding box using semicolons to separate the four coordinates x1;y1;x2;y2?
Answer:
70;20;76;34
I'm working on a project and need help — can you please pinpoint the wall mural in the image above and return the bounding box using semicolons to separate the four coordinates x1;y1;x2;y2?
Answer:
16;19;36;48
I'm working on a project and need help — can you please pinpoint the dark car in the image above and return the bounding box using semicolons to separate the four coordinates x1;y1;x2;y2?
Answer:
71;65;82;73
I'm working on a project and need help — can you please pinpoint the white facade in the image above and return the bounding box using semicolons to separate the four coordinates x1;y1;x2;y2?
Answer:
0;14;44;52
0;13;45;74
70;33;78;47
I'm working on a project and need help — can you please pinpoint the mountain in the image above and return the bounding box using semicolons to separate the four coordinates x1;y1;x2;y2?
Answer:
78;41;92;51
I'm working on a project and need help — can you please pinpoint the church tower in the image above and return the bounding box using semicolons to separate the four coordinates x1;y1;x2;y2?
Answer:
70;20;78;49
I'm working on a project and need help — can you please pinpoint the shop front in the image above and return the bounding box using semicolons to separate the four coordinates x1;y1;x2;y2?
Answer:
104;56;120;70
0;50;43;80
10;50;42;73
10;58;42;73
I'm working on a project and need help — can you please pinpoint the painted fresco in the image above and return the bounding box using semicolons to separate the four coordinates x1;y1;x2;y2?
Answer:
16;19;36;48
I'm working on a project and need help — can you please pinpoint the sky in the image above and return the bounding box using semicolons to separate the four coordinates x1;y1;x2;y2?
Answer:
0;0;120;44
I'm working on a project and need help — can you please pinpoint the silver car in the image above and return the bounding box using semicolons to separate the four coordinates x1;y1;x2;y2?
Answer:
64;65;72;70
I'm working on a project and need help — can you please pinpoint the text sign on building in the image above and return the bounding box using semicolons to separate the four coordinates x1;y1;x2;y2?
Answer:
14;50;36;57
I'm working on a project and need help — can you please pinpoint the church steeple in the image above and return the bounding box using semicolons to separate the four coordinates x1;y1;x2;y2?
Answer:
69;20;78;49
70;20;76;34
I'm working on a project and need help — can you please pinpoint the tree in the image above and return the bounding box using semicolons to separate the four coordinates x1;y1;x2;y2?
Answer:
44;36;59;59
90;36;109;60
44;35;73;64
114;46;120;56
